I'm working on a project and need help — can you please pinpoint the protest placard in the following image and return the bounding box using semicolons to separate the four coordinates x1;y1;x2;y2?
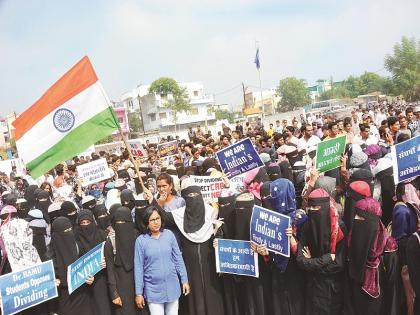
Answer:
215;239;259;278
0;260;58;315
391;134;420;184
229;173;245;193
157;140;178;158
216;138;264;179
315;136;346;173
250;205;290;257
67;242;105;294
127;139;148;158
76;158;111;187
190;175;226;203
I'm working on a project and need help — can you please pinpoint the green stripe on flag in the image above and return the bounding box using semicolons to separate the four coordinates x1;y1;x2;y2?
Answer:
27;107;120;178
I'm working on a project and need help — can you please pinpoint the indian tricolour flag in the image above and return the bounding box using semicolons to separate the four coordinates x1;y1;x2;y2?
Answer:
12;56;120;178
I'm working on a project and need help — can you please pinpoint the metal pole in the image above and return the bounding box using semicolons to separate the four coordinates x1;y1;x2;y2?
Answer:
255;41;264;119
137;94;146;139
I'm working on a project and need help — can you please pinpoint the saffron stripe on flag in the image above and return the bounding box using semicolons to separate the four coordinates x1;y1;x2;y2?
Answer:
26;107;118;178
13;56;97;141
16;81;111;163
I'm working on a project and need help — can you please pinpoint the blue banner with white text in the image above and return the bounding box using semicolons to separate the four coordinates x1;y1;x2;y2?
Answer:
215;239;259;278
216;138;264;179
67;242;105;294
391;135;420;183
250;205;290;257
0;260;58;315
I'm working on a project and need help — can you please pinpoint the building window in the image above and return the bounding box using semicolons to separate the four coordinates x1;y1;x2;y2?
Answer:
191;108;199;115
150;113;156;121
159;112;167;119
193;91;199;97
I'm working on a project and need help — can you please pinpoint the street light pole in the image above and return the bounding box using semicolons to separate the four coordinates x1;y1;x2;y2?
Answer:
137;95;146;140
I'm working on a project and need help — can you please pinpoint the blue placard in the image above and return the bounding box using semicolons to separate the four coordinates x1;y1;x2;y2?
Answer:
391;135;420;184
216;138;264;179
215;239;259;278
250;205;290;257
67;242;105;294
0;260;58;315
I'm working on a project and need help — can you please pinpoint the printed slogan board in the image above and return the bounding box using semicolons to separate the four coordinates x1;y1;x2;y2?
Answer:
157;140;178;158
315;136;346;173
190;175;226;203
127;139;148;158
215;239;259;278
216;138;264;179
67;242;105;294
391;135;420;183
0;260;58;315
77;158;111;187
250;205;290;257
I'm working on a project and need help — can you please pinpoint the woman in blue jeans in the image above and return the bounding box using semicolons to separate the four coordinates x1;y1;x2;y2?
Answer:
134;206;190;315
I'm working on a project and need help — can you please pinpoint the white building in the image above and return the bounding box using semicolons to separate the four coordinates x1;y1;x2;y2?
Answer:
118;81;215;132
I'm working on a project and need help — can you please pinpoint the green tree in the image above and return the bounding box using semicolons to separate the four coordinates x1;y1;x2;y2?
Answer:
276;77;311;112
210;108;235;123
95;135;114;145
127;109;142;139
385;37;420;101
149;77;193;133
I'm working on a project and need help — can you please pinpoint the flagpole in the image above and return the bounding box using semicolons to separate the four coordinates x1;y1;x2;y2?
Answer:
255;41;264;119
118;127;146;192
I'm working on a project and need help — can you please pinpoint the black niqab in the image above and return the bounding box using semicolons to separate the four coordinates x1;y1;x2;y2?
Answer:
61;201;78;226
51;217;78;283
181;186;206;233
307;196;331;257
348;208;380;283
76;210;106;254
120;189;135;210
24;185;38;209
112;207;135;272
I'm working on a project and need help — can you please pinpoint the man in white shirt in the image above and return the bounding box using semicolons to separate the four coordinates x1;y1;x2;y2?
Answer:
353;124;378;146
297;124;321;152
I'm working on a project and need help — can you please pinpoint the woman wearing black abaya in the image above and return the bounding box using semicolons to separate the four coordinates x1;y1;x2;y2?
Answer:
174;185;224;315
36;190;52;224
406;229;420;315
104;206;146;315
343;197;399;315
24;184;38;210
296;188;346;315
28;209;49;261
48;217;95;315
93;204;113;234
60;201;78;227
373;158;395;226
259;179;306;315
343;181;371;231
76;210;112;315
233;191;272;315
217;195;240;315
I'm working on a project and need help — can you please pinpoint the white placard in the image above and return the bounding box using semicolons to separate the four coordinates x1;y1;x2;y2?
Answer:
76;158;111;187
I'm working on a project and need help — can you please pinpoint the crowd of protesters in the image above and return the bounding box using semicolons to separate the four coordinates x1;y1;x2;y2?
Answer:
0;100;419;315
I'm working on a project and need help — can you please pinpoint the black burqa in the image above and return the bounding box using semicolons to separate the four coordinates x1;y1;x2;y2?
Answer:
24;184;38;210
104;207;145;315
93;204;112;233
29;218;48;261
406;232;420;315
36;190;52;223
233;192;273;315
217;195;241;315
50;217;94;315
60;201;78;227
179;186;225;315
120;189;135;211
375;167;395;226
76;210;112;315
133;199;149;234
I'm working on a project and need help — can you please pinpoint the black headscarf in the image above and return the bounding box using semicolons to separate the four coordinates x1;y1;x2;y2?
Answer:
260;181;273;210
112;207;135;271
134;199;149;233
109;203;122;221
93;204;111;231
306;194;331;257
279;161;293;182
120;189;135;210
233;192;255;240
36;190;51;224
29;218;48;261
24;185;38;209
267;163;282;181
81;196;96;211
60;201;78;227
218;195;236;239
348;207;380;283
16;198;29;219
181;186;206;233
51;217;78;283
76;210;106;255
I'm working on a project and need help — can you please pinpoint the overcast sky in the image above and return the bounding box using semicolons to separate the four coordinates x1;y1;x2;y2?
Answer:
1;0;419;114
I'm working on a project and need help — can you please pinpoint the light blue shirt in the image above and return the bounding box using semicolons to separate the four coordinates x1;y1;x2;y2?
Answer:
134;229;188;303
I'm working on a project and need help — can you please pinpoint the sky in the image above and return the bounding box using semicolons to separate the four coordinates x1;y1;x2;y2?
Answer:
1;0;419;115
